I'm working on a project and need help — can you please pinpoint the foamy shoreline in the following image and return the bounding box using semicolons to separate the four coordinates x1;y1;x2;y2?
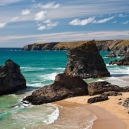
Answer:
54;92;129;129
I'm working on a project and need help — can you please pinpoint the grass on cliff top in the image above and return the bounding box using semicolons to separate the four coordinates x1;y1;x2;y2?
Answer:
53;41;90;49
116;40;129;47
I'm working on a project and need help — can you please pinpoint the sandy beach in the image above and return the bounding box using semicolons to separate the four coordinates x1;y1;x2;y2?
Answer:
54;92;129;129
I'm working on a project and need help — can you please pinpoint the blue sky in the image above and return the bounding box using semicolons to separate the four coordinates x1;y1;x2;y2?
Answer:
0;0;129;47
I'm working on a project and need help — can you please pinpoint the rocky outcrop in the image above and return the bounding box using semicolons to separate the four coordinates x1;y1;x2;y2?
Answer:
0;59;26;95
64;40;110;79
109;51;129;65
88;81;129;95
87;94;108;103
23;73;88;105
105;51;116;58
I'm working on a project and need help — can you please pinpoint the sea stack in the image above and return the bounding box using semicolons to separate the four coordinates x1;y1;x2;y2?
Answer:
0;59;26;95
64;40;110;78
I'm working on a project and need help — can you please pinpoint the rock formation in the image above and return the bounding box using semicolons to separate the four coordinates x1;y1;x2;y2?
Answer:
88;81;129;95
105;51;116;58
109;51;129;65
24;73;88;105
64;40;110;78
0;59;26;95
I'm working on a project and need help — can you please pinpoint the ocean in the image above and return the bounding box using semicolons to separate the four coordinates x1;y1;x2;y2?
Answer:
0;48;129;129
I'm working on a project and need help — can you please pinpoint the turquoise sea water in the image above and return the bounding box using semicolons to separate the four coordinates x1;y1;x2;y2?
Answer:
0;48;129;129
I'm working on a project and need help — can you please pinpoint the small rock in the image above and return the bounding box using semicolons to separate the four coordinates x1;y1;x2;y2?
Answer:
87;94;108;104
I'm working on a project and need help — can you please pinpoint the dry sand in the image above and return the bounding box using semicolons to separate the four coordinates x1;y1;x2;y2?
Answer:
54;92;129;129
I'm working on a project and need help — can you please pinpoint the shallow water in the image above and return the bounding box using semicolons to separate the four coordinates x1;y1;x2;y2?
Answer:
0;48;129;129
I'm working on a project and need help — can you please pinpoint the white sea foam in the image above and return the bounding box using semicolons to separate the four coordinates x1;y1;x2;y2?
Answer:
21;67;45;71
40;72;58;81
106;76;129;87
42;104;59;124
49;105;97;129
106;64;117;66
108;66;129;75
9;104;60;128
26;82;43;87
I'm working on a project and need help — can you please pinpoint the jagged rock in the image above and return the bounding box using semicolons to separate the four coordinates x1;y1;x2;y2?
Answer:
105;51;116;58
64;40;110;79
0;59;26;95
23;73;88;105
87;94;108;103
109;51;129;65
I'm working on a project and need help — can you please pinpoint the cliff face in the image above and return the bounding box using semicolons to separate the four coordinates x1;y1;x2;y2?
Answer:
64;40;110;78
23;40;129;54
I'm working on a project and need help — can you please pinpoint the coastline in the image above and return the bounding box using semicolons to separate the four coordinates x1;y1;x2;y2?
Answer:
54;92;129;129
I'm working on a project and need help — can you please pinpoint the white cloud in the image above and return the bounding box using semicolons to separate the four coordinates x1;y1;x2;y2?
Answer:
0;0;22;6
69;17;95;26
113;21;117;23
34;2;60;9
0;23;6;28
10;17;18;22
21;9;30;15
118;14;125;17
1;31;129;45
44;20;51;24
37;21;58;30
47;21;58;29
122;21;129;24
38;26;46;30
93;16;114;23
35;11;46;21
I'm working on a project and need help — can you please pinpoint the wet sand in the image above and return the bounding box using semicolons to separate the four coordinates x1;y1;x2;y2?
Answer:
54;92;129;129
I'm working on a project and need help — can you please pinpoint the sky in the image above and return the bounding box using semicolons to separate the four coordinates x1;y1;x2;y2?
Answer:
0;0;129;47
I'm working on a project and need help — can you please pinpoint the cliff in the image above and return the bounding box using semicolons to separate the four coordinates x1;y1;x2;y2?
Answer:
64;40;110;78
23;40;129;54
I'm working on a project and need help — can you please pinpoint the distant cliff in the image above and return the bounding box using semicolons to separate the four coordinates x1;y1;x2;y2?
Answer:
23;40;129;55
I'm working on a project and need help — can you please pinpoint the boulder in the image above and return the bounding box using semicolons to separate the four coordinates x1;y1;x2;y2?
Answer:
64;40;110;79
24;73;88;105
0;59;26;95
87;94;108;103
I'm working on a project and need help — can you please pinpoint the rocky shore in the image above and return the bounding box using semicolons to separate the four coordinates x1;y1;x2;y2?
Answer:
23;40;129;105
